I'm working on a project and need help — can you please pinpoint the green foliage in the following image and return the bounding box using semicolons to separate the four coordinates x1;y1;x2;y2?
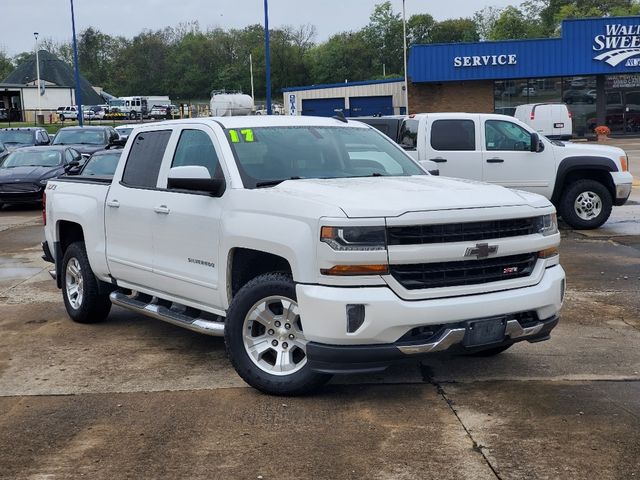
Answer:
489;6;541;40
407;14;435;45
362;1;404;75
430;18;480;43
0;51;12;81
307;31;376;83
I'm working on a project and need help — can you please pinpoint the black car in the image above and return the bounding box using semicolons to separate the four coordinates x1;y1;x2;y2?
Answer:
0;146;81;207
0;127;51;150
52;126;119;156
66;147;122;177
0;141;8;164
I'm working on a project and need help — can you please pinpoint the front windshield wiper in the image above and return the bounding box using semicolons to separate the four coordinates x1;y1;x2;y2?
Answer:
255;176;301;188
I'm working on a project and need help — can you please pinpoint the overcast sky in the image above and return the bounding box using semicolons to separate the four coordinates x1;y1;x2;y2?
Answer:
2;0;520;56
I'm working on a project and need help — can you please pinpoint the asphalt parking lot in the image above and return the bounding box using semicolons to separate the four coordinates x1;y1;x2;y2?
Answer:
0;161;639;479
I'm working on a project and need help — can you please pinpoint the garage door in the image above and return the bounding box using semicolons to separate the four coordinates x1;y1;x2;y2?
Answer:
301;98;345;117
349;95;394;117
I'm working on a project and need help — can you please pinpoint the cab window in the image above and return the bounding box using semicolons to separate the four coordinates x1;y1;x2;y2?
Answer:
171;129;220;178
485;120;532;152
430;119;475;151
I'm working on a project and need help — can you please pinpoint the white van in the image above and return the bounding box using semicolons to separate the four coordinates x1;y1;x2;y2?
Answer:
514;103;572;140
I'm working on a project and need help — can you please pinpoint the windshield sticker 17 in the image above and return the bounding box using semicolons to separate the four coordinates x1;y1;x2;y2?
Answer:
228;129;255;143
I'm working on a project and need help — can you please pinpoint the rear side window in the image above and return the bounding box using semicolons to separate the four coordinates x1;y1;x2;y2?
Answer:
399;119;419;149
171;129;220;177
122;130;171;188
430;119;476;151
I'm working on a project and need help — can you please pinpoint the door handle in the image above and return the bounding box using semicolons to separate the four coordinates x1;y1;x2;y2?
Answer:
429;157;447;163
486;158;505;163
154;205;170;214
106;199;120;208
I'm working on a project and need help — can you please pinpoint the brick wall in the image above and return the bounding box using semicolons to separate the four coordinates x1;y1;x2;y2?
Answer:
408;80;494;114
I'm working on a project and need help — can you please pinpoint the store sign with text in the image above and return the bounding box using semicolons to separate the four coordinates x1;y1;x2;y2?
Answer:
453;54;517;68
593;24;640;67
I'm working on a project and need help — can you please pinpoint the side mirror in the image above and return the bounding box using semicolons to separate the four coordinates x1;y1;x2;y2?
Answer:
167;166;225;197
530;132;544;152
64;160;80;173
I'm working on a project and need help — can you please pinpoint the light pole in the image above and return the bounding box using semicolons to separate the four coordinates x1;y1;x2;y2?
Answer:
402;0;410;114
70;0;83;126
250;53;255;102
34;32;42;119
264;0;272;115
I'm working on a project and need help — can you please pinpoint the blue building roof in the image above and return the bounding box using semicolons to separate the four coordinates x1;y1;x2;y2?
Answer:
281;77;404;92
409;16;640;83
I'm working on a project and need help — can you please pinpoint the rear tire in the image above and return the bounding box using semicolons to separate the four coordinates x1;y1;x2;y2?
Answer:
224;272;331;395
559;179;612;229
61;242;111;323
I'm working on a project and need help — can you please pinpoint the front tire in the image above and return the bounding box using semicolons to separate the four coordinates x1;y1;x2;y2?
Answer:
225;273;331;395
559;179;612;229
62;242;111;323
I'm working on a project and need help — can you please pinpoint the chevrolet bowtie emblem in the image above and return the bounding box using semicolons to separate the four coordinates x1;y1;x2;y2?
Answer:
464;243;498;259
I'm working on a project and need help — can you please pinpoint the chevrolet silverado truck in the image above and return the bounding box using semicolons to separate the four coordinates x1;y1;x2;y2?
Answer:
357;113;633;229
42;116;565;395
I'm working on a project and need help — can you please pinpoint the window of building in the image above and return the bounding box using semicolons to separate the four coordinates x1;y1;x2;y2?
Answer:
430;119;475;151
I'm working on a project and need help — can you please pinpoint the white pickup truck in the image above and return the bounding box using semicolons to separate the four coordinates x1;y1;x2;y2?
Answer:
358;113;633;229
42;116;565;395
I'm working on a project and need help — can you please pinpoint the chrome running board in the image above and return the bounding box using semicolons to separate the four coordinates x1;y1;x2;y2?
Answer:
110;291;225;337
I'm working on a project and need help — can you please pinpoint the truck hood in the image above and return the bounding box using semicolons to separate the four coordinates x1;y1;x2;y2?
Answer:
273;176;539;218
557;140;625;160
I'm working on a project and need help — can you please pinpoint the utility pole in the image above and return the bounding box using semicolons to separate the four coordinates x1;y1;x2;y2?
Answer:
402;0;410;114
34;32;42;120
250;53;255;102
264;0;272;115
70;0;83;126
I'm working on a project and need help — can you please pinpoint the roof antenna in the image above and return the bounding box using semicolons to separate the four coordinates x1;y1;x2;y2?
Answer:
332;109;348;123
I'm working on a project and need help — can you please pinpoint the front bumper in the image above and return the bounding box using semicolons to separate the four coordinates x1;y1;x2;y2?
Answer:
296;265;565;345
307;314;559;374
611;171;633;206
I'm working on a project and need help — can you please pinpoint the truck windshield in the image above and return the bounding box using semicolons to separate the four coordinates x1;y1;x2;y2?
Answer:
226;126;424;188
53;130;105;145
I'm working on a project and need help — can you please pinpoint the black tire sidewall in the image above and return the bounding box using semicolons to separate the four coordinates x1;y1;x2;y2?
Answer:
61;242;111;323
559;179;612;229
225;272;331;395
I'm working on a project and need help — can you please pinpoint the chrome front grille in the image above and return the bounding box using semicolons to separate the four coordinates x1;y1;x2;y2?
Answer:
390;253;538;290
387;217;539;245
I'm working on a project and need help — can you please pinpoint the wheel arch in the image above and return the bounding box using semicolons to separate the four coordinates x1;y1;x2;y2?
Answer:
227;247;293;305
551;156;617;205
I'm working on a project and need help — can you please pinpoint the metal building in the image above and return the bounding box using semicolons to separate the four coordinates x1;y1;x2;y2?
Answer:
282;78;406;117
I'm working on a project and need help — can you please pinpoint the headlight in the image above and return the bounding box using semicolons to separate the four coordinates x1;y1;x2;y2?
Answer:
320;226;386;251
39;178;51;186
537;213;558;236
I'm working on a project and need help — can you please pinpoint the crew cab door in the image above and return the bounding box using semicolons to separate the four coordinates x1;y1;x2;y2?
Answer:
151;125;226;310
105;129;173;287
481;118;556;198
419;116;483;180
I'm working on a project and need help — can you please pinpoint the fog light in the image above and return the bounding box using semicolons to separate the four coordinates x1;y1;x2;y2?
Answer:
346;304;365;333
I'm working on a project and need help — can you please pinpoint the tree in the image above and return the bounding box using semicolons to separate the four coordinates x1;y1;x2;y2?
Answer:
473;6;501;41
362;1;404;76
307;31;377;84
489;6;540;40
0;51;13;81
407;13;435;45
430;18;480;43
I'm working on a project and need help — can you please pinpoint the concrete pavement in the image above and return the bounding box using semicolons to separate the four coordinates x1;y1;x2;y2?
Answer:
0;204;638;479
